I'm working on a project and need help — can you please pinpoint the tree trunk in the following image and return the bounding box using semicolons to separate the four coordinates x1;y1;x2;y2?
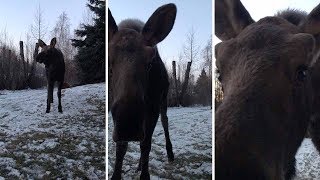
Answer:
179;61;192;106
20;41;28;88
27;43;39;88
172;61;179;106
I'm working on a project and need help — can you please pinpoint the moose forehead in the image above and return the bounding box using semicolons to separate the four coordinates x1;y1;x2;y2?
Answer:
40;45;51;52
110;28;145;50
217;16;306;60
237;17;300;45
216;16;315;75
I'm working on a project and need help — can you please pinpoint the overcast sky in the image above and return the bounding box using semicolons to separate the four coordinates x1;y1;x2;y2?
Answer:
109;0;212;69
0;0;88;49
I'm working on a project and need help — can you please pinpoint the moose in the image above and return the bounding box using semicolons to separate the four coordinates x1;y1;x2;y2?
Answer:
215;0;320;179
108;3;176;180
35;37;65;113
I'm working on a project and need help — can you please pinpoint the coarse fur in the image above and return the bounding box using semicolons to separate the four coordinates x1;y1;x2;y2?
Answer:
215;0;320;179
109;3;177;180
35;37;65;113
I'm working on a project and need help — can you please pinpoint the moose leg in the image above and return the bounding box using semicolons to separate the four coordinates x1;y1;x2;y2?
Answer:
160;97;174;162
309;114;320;153
57;81;63;113
139;137;152;180
112;141;128;180
285;156;296;180
46;81;54;113
139;114;158;180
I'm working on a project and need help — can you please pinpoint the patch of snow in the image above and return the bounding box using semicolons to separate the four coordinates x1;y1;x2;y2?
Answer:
295;138;320;179
0;83;105;178
108;106;212;179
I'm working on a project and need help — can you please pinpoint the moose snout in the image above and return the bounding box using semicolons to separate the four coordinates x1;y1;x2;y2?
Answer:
111;98;145;142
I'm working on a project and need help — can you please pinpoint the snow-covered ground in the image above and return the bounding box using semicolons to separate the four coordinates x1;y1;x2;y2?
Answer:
0;83;105;179
108;106;212;179
295;139;320;179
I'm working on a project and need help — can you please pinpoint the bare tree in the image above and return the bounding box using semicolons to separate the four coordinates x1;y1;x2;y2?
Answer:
51;12;78;84
52;12;75;59
202;37;212;78
179;28;200;106
27;3;48;88
30;3;47;40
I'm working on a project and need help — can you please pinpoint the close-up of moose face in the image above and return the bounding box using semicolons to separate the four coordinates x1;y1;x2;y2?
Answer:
215;0;320;179
36;37;58;64
108;28;155;141
108;4;176;142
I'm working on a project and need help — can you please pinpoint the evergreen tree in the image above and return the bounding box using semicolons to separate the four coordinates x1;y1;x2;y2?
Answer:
72;0;105;84
194;69;211;105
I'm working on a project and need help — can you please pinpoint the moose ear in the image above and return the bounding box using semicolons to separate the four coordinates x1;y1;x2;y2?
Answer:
300;3;320;35
50;37;57;47
215;0;254;41
142;3;177;46
109;8;118;42
38;39;47;48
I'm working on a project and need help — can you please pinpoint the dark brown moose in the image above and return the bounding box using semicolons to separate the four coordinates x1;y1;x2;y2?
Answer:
108;3;177;180
35;38;65;113
215;0;320;179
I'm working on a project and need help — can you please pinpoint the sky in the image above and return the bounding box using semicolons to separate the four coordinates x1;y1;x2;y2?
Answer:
108;0;212;70
0;0;88;49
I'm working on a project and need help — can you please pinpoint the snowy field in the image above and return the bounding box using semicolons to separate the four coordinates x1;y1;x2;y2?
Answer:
295;139;320;179
0;83;105;179
108;106;212;179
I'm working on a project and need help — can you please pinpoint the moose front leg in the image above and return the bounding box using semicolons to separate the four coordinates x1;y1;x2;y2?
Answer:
309;114;320;153
57;81;63;113
139;137;152;180
112;141;128;180
139;114;158;180
46;81;54;113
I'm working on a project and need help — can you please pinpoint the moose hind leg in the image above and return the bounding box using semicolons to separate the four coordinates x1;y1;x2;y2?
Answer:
46;81;54;113
112;141;128;180
57;81;63;113
160;98;174;162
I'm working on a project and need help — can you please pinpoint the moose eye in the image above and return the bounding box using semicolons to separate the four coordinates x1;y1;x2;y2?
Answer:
216;69;222;82
296;65;308;82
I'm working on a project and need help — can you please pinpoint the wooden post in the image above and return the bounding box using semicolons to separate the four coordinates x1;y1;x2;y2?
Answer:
172;61;179;106
20;41;27;80
179;61;192;106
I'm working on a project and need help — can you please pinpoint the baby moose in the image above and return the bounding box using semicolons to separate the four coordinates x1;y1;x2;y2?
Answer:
35;38;65;113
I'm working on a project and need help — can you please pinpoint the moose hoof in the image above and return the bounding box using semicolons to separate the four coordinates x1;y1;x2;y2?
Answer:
136;163;142;172
111;172;121;180
168;152;174;162
140;171;150;180
58;109;63;113
46;110;50;113
168;155;174;162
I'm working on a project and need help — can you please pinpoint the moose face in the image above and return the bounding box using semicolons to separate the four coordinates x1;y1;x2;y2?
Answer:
36;37;57;64
215;0;320;178
108;4;176;142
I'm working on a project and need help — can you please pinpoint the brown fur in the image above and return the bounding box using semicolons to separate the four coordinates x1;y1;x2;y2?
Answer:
109;4;177;180
35;38;65;113
215;0;320;179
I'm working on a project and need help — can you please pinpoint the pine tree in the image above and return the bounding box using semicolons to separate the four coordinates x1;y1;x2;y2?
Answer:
72;0;105;84
195;69;211;105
